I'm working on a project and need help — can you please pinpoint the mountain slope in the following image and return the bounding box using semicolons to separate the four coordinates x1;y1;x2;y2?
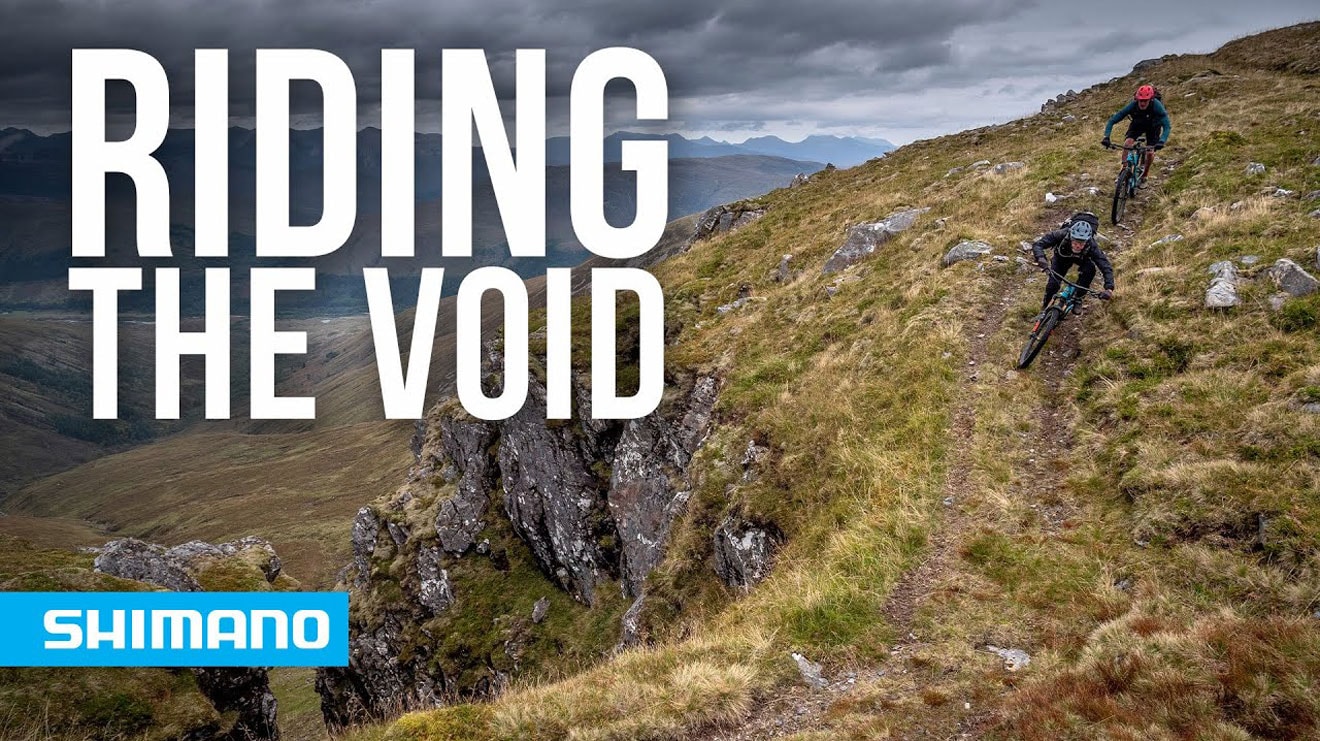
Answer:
349;22;1320;740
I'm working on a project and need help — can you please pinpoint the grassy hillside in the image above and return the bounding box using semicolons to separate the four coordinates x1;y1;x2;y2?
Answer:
370;22;1320;740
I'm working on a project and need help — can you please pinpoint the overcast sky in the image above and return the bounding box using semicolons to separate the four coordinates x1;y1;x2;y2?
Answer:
1;0;1315;144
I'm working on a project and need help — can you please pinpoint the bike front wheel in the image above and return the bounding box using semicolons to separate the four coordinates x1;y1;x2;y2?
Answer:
1111;166;1130;224
1018;307;1062;369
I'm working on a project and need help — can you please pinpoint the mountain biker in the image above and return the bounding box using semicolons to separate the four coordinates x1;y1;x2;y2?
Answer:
1101;84;1170;187
1032;213;1114;317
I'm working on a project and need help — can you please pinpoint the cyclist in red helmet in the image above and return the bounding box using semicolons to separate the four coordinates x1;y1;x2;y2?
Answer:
1101;84;1171;187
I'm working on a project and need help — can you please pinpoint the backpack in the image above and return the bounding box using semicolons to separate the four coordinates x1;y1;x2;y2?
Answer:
1060;211;1100;232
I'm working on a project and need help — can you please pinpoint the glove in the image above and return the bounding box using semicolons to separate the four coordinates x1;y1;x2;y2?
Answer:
1153;142;1164;150
1037;261;1049;273
1098;289;1113;300
1101;137;1111;148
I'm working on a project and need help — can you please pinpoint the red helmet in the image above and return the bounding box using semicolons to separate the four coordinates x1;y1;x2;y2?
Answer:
1135;85;1156;101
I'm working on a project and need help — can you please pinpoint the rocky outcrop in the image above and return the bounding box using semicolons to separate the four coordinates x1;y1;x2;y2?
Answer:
93;537;284;740
610;376;719;597
318;364;723;728
692;202;767;242
822;207;928;273
433;419;498;555
498;376;618;604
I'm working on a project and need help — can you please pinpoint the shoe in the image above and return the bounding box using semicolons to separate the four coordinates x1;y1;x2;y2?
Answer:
1071;302;1086;317
1138;178;1148;189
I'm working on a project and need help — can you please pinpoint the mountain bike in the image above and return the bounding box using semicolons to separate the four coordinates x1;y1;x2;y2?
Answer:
1105;139;1151;225
1017;269;1109;369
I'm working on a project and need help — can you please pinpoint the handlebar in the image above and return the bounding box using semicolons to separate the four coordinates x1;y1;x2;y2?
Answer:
1041;267;1112;298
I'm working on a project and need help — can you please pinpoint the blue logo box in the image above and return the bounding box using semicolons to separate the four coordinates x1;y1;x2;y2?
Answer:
0;592;348;667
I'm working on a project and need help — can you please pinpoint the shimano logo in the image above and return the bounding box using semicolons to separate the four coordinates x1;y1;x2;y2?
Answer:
0;592;347;667
44;608;331;650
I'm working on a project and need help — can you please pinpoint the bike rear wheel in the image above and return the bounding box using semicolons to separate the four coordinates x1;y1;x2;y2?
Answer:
1111;166;1130;224
1018;307;1062;369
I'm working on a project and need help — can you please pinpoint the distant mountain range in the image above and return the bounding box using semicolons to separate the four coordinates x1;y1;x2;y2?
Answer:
0;127;879;313
547;132;894;168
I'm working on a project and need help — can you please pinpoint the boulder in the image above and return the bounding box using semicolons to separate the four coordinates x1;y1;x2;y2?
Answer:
942;240;994;267
1245;162;1266;175
992;161;1026;175
532;596;550;624
1265;258;1320;296
1152;234;1184;246
1205;261;1240;309
822;207;928;273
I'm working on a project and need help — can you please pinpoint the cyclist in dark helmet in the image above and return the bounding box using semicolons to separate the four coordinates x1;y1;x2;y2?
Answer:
1101;84;1170;188
1032;213;1115;317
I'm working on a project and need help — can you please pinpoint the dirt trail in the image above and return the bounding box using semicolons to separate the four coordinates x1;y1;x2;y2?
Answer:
693;278;1022;741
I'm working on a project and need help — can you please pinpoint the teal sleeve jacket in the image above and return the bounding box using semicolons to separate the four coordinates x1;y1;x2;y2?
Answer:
1104;99;1171;144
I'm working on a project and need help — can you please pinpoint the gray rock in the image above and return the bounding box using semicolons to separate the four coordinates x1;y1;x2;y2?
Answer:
1045;192;1065;204
822;207;929;273
1273;188;1296;198
1206;261;1240;309
1062;115;1076;123
791;652;828;689
774;254;793;283
1152;234;1184;246
94;537;284;592
1269;293;1290;312
716;297;750;314
617;595;647;650
942;240;994;267
94;539;282;738
945;166;964;177
434;418;498;555
1238;255;1260;266
1265;258;1320;296
790;173;809;188
349;507;379;586
610;377;719;597
992;161;1026;175
1246;162;1266;175
1311;209;1320;219
713;517;776;589
986;645;1032;671
1302;403;1320;415
692;203;767;242
532;596;550;624
1132;58;1163;72
1315;246;1320;270
1304;190;1320;201
970;160;992;169
194;667;281;740
414;544;453;614
1192;206;1217;221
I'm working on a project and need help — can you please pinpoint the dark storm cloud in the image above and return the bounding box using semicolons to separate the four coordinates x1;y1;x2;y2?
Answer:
0;0;1032;128
0;0;1316;141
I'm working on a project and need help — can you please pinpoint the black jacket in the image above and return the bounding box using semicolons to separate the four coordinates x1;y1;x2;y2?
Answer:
1031;229;1115;289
